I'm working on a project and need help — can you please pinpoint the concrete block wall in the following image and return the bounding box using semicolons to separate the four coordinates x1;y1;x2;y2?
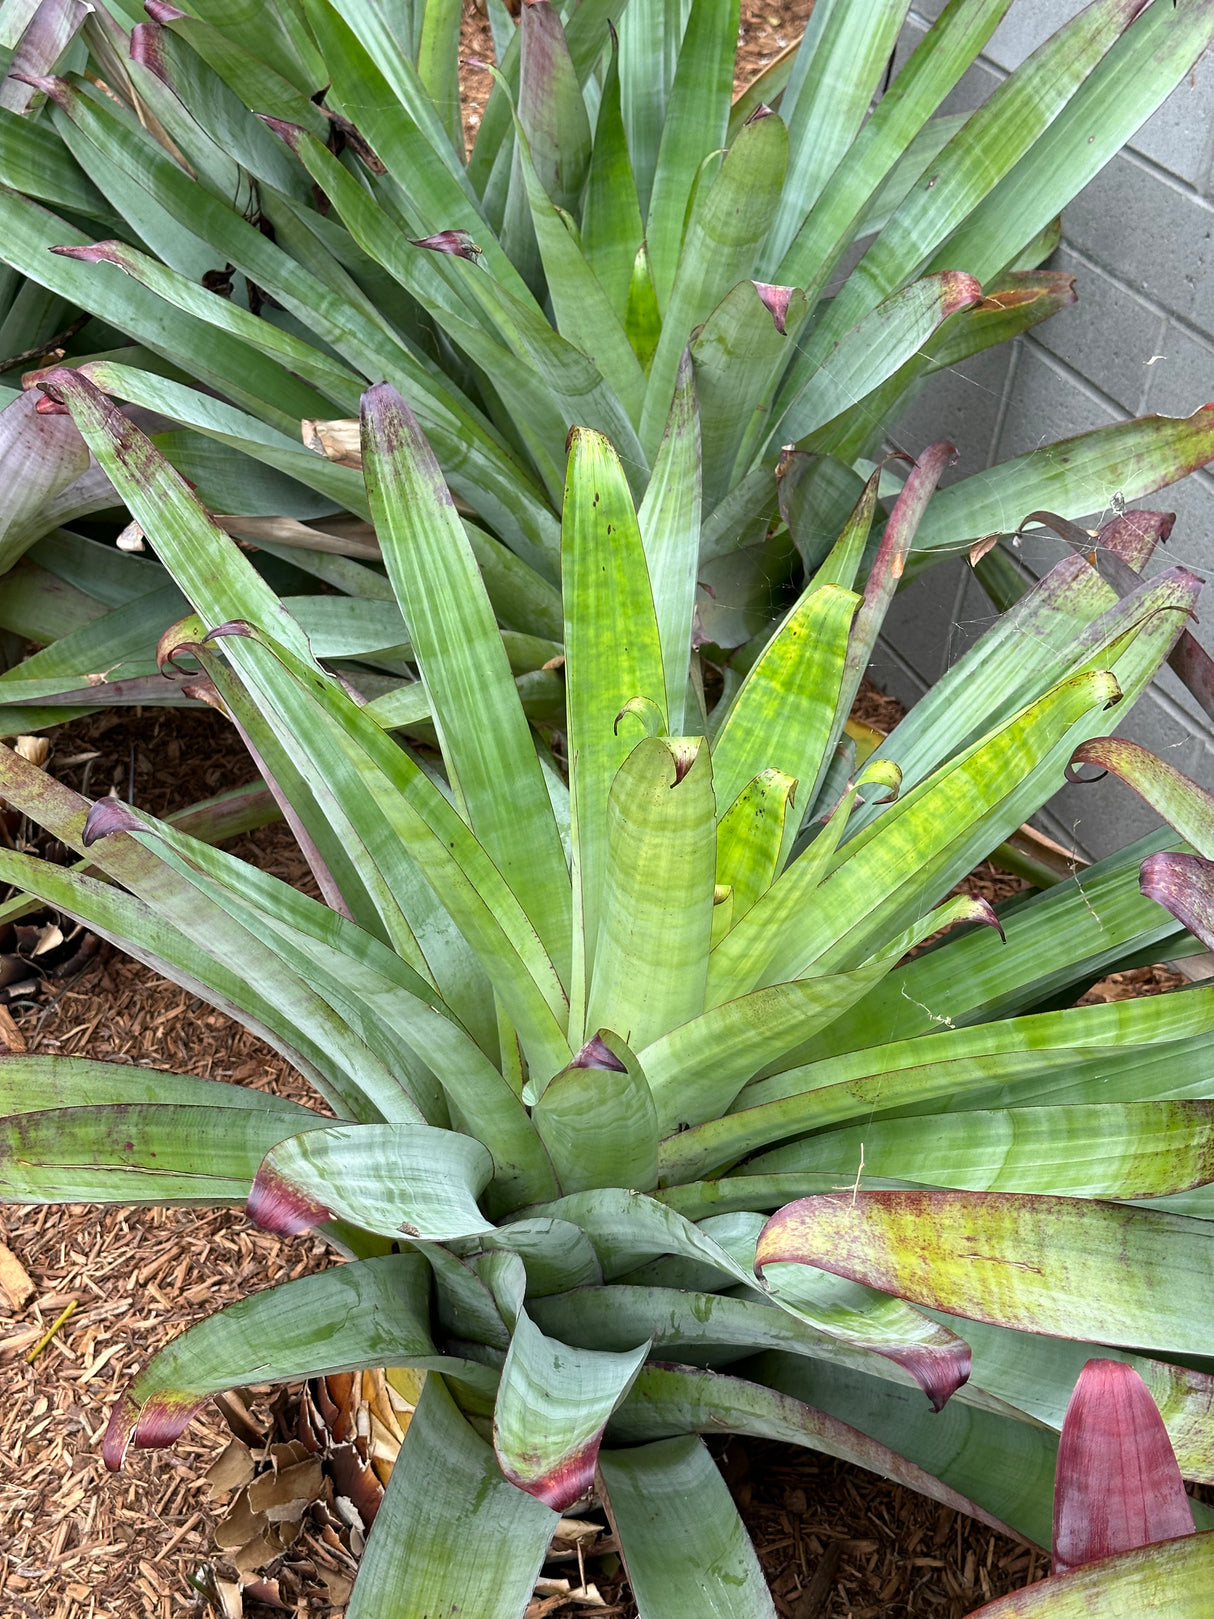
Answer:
875;2;1214;859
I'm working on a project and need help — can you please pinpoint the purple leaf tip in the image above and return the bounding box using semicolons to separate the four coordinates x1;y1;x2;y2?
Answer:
501;1435;601;1511
408;230;483;263
573;1034;627;1073
247;1163;332;1236
144;1;188;20
103;1388;208;1470
82;797;141;847
752;281;795;335
256;113;305;150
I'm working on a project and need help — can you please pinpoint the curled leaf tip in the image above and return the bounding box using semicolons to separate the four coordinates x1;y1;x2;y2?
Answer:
408;230;482;262
247;1163;332;1235
82;797;140;847
33;395;71;416
573;1034;627;1073
102;1392;138;1471
745;102;775;123
965;896;1006;943
751;281;796;335
144;0;188;18
202;619;256;645
897;1341;973;1413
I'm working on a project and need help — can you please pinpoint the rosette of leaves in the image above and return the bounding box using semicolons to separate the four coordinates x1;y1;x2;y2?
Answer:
0;0;1213;737
4;367;1214;1615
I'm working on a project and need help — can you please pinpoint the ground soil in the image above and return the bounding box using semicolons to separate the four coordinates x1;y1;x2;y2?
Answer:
0;5;1193;1619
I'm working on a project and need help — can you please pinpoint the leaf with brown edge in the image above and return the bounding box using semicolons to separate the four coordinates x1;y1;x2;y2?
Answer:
1071;735;1214;859
1053;1359;1195;1575
493;1305;650;1510
754;1191;1214;1359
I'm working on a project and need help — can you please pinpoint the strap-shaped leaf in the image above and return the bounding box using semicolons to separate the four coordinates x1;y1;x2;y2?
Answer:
642;103;788;456
912;406;1214;562
0;1103;313;1204
1053;1359;1195;1575
562;427;667;1029
249;1123;495;1243
0;387;88;572
670;975;1214;1185
599;1434;776;1619
104;1254;458;1467
764;0;911;266
967;1532;1214;1618
532;1031;659;1193
361;383;571;979
494;1304;650;1508
737;670;1119;983
691;278;804;510
640;956;913;1135
586;735;716;1051
698;1211;972;1412
803;0;1152;364
756;1191;1214;1357
347;1373;556;1619
714;768;797;926
637;349;701;730
612;1364;1021;1539
710;581;859;845
0;1053;311;1114
580;24;643;319
761;1103;1214;1200
644;0;739;312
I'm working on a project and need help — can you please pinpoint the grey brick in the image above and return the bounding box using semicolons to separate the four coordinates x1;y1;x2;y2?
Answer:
1128;47;1214;191
983;0;1082;74
1032;246;1166;415
1141;319;1214;417
1063;154;1214;330
874;556;970;687
891;343;1013;481
994;341;1121;463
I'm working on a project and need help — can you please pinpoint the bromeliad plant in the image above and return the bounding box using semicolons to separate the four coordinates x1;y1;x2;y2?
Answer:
0;0;1213;731
4;368;1214;1615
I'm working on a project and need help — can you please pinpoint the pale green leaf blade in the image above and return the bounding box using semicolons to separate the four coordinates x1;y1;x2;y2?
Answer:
103;1254;450;1466
709;581;860;847
348;1373;556;1619
637;348;701;730
585;735;715;1050
611;1364;1023;1537
766;1103;1214;1199
532;1031;659;1193
764;0;912;266
416;0;463;157
562;427;666;1029
642;104;788;455
644;0;740;313
581;24;644;318
361;382;571;980
599;1435;776;1619
0;1053;313;1114
517;0;591;215
713;768;797;926
494;1305;650;1508
0;1103;313;1204
756;1191;1214;1358
249;1123;495;1243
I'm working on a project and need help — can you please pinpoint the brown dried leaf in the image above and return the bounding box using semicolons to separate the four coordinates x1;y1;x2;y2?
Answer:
205;1438;257;1496
0;1243;36;1310
968;533;1001;567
